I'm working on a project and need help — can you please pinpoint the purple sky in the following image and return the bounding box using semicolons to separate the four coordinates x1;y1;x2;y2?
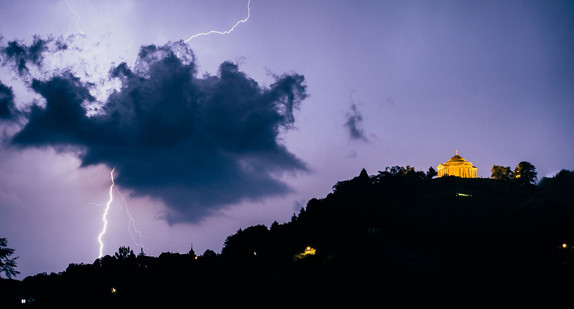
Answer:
0;0;573;278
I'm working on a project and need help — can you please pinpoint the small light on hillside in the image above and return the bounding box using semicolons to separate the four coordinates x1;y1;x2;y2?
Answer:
456;193;472;197
295;246;316;259
304;246;316;255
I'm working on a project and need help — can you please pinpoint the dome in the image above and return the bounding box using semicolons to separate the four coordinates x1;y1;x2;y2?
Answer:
447;154;467;163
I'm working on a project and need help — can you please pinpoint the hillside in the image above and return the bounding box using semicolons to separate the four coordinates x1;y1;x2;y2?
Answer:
3;168;574;306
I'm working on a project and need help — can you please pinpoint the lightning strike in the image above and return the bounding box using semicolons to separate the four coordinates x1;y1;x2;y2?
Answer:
64;0;84;34
184;0;251;42
97;168;115;258
116;187;145;248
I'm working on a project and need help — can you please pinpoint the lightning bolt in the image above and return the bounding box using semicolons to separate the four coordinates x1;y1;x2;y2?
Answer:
116;187;145;249
184;0;251;42
71;0;248;258
97;168;115;258
96;168;145;258
64;0;84;34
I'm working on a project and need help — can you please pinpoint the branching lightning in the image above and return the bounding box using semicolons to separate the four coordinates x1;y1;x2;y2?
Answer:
184;0;251;42
96;168;145;258
116;187;145;248
97;168;115;258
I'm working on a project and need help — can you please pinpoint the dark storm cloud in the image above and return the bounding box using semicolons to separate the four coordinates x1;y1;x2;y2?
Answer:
10;41;308;223
344;103;367;141
12;73;95;145
1;35;68;76
0;81;18;121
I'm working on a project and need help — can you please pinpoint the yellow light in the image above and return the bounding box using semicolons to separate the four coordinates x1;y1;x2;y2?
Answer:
294;246;316;260
111;287;117;294
303;246;316;255
562;243;568;248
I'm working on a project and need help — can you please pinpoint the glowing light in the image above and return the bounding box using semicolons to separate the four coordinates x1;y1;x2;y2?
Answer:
304;246;316;256
184;0;251;42
111;287;117;295
563;243;568;249
295;246;316;259
98;168;115;258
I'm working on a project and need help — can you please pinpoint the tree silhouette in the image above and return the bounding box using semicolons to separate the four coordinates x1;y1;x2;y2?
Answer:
426;166;438;179
491;165;513;181
539;169;574;201
0;237;19;279
513;161;537;185
114;246;135;260
202;249;217;259
8;164;574;306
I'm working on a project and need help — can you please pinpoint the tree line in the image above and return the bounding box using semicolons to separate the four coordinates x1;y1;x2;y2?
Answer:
2;163;574;306
490;161;537;185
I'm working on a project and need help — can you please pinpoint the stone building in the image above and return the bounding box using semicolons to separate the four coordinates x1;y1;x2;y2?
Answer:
437;150;477;178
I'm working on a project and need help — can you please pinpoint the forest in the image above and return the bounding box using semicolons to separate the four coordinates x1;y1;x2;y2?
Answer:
2;166;574;307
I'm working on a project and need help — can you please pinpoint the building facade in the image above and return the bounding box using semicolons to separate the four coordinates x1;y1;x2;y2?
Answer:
437;151;477;178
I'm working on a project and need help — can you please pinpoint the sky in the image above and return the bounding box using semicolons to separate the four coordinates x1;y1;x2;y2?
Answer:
0;0;573;278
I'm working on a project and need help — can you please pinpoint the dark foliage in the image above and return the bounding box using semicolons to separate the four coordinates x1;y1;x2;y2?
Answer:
491;161;537;186
3;168;574;306
0;238;19;279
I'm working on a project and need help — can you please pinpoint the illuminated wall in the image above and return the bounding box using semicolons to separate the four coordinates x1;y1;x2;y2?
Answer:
437;152;477;178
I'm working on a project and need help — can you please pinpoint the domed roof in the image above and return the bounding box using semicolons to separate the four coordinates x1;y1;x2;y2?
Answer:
447;154;467;163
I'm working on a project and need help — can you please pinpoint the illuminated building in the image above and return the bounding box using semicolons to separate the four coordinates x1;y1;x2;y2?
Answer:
437;150;477;178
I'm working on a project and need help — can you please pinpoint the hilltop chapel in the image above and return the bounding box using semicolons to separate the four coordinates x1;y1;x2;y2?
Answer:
437;150;477;178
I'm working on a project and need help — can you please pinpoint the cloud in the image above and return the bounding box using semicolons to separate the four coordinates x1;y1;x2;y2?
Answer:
0;81;18;121
1;35;68;77
9;41;308;223
344;103;367;141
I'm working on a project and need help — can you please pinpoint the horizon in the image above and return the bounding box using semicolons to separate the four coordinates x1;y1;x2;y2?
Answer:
0;0;573;278
5;164;568;279
2;158;565;279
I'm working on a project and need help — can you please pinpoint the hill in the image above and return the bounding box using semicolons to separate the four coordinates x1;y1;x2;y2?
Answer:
3;168;574;306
